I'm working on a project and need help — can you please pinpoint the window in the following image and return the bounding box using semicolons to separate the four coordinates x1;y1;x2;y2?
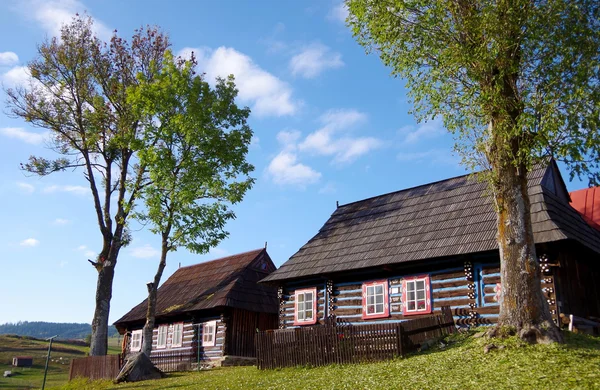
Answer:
294;288;317;325
402;275;432;315
202;321;217;347
130;330;142;352
172;322;184;347
156;325;167;349
362;280;389;319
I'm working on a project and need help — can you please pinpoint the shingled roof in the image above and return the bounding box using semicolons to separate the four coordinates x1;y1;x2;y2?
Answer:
262;162;600;284
115;248;278;327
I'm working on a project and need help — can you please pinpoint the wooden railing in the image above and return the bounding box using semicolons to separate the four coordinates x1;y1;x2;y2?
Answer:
150;350;196;372
69;354;123;381
256;306;455;369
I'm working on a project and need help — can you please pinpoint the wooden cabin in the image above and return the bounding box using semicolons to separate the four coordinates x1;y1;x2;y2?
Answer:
261;161;600;328
114;249;278;367
12;356;32;367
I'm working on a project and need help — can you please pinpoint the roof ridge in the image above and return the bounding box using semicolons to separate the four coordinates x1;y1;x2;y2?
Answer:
176;248;265;271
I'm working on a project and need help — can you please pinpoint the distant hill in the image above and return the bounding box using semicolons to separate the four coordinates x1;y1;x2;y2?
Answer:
0;321;118;340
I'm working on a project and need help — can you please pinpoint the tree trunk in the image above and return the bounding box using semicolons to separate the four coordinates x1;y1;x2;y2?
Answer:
89;244;119;356
141;236;169;356
492;161;563;343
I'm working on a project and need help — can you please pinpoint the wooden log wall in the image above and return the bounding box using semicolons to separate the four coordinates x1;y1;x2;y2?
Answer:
148;321;195;353
196;317;226;362
279;257;566;329
225;308;278;357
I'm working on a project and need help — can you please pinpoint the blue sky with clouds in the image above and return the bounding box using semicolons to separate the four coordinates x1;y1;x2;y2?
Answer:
0;0;588;325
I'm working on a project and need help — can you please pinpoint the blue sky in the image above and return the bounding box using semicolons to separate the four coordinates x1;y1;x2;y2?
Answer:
0;0;588;325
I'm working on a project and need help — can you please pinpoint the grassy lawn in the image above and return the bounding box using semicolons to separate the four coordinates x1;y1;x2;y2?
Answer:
52;331;600;390
0;335;122;389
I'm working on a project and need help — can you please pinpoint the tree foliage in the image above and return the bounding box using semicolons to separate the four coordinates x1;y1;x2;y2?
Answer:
5;15;170;355
348;0;600;183
129;51;254;355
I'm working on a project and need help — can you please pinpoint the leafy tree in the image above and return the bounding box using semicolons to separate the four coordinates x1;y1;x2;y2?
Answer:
129;51;254;356
348;0;600;342
5;16;169;355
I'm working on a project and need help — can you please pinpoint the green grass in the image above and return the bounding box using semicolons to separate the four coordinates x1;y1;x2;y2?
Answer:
51;331;600;390
0;334;122;389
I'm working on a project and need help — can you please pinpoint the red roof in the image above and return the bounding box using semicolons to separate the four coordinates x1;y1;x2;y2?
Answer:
570;187;600;230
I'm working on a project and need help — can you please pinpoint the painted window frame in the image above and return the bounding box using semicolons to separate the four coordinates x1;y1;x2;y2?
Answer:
202;320;217;347
130;329;142;352
294;287;317;325
362;280;390;320
171;322;184;348
156;324;168;349
402;275;432;316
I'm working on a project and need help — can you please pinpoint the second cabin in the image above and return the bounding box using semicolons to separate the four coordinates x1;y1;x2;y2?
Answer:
261;161;600;328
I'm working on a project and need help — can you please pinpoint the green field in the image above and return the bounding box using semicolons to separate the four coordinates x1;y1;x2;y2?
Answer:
51;331;600;390
0;335;122;389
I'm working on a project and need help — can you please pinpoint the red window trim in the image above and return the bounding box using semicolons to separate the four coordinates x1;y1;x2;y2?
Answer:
361;280;390;320
402;275;432;316
293;288;318;326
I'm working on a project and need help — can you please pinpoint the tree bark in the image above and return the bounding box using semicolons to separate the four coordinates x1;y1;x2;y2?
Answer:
492;160;563;343
141;233;170;356
89;243;120;355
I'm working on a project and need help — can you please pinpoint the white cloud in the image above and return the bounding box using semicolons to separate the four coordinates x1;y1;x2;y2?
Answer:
17;0;112;40
400;119;445;144
53;218;70;225
178;46;299;117
0;52;19;66
130;244;160;259
20;238;40;247
276;130;302;150
299;109;382;163
59;260;68;268
0;127;47;145
75;245;95;258
267;151;322;187
328;1;349;23
289;43;344;78
16;182;35;194
43;185;88;196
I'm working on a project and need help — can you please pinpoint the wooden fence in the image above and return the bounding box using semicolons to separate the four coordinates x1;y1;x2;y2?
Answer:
150;350;196;372
256;306;455;369
69;354;123;381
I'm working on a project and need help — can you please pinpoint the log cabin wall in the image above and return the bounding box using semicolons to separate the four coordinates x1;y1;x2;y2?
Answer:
225;308;278;357
279;281;327;328
554;241;600;319
196;316;226;363
150;321;195;353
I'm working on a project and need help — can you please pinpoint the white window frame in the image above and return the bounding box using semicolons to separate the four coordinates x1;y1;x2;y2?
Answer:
202;320;217;347
156;324;168;349
130;330;142;352
172;322;184;348
294;288;317;325
403;275;431;315
362;281;388;319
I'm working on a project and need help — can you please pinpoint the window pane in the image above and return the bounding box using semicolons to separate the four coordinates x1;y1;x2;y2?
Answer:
376;294;383;304
367;305;374;314
407;302;416;311
417;280;425;290
417;290;425;300
305;292;313;301
297;294;304;303
408;291;415;301
375;285;383;295
367;286;374;296
417;300;426;310
368;295;374;305
298;310;305;320
306;310;313;319
376;304;384;313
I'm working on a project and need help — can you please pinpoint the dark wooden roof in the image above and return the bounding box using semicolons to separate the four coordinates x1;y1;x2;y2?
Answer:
115;248;278;327
262;162;600;284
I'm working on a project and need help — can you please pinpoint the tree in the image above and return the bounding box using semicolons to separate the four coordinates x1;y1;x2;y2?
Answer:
129;51;254;356
348;0;600;342
5;16;170;355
